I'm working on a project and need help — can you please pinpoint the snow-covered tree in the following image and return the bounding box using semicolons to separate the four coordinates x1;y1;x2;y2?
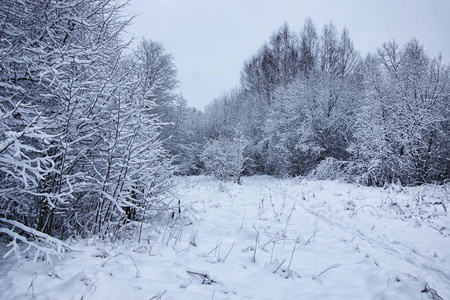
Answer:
168;99;205;175
132;38;178;120
299;17;319;78
0;0;175;259
264;25;362;177
350;40;450;185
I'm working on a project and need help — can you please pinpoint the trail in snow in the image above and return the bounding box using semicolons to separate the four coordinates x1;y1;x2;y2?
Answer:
285;182;450;289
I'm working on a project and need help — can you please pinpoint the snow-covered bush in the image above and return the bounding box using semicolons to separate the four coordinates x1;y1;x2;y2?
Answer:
308;157;351;181
201;130;249;184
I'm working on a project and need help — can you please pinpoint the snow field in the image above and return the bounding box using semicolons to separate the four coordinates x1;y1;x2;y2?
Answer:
0;176;449;299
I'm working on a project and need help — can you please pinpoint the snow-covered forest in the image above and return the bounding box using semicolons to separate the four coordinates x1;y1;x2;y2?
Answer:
1;1;449;299
199;20;449;185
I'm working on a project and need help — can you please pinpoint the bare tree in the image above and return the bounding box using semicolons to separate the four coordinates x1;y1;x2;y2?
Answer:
299;17;319;78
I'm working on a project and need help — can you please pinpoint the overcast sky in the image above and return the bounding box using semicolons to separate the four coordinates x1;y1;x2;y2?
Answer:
124;0;450;110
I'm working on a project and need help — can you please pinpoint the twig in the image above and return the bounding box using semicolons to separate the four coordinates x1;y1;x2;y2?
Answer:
283;199;297;236
25;272;38;297
101;254;139;278
428;225;444;235
252;230;259;262
187;271;216;285
0;218;78;259
304;222;320;245
422;283;444;300
317;263;340;277
189;224;200;247
207;239;223;256
276;190;287;218
286;234;300;278
149;290;167;300
354;205;380;218
260;235;286;250
221;240;236;263
257;198;265;219
240;208;246;229
269;195;277;218
175;218;187;243
272;259;286;273
313;220;318;242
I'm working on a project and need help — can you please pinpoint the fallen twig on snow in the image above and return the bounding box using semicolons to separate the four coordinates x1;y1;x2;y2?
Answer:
207;238;223;256
422;283;444;300
427;225;444;235
354;205;380;218
187;271;216;285
317;263;341;277
272;259;286;274
101;254;140;278
149;290;167;299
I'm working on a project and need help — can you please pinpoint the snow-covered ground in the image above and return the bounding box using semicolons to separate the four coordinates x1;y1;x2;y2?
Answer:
1;176;449;299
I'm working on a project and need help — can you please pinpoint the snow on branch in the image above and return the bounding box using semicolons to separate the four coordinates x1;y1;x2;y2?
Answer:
0;218;75;264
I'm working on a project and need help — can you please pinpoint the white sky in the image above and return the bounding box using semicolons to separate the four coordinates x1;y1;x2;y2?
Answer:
124;0;450;110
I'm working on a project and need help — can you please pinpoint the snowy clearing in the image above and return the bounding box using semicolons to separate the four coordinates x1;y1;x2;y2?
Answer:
1;176;449;300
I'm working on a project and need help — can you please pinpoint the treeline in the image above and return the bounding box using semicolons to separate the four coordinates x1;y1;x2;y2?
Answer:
174;18;450;186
